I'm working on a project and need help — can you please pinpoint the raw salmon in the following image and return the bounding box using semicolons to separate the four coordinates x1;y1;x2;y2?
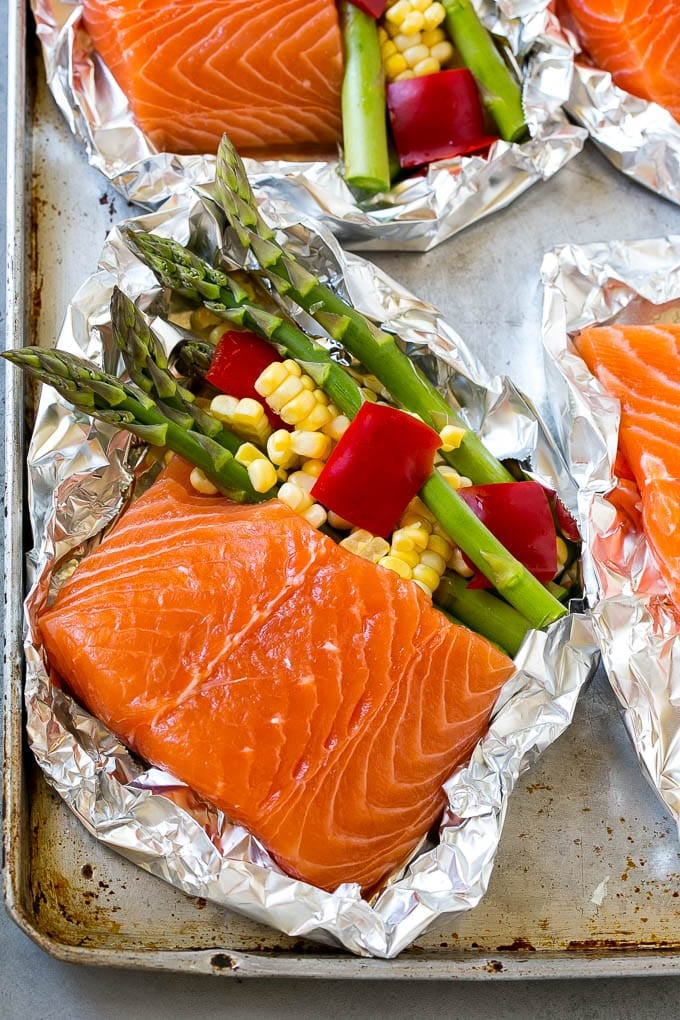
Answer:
577;322;680;607
39;458;514;893
560;0;680;121
81;0;344;158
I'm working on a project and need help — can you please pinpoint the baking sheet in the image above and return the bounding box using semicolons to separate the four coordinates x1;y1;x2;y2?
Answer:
5;4;680;977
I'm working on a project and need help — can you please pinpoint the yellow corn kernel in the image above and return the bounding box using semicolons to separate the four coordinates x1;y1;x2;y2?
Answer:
419;549;447;574
431;40;455;64
385;52;409;79
247;459;277;493
382;39;398;59
340;529;391;562
267;429;296;467
414;57;440;76
378;554;413;580
327;510;354;530
231;397;267;427
299;375;314;392
401;10;425;34
412;563;441;592
301;503;328;529
300;458;326;478
390;528;416;553
400;510;433;532
449;546;475;577
282;358;302;378
393;31;421;51
395;65;414;79
189;467;218;495
438;465;467;490
254;361;290;397
276;467;289;482
413;578;432;596
378;25;389;45
323;415;351;441
290;430;332;460
278;481;313;513
235;442;265;467
287;470;316;495
403;43;430;68
411;0;430;10
296;403;333;433
266;374;305;412
385;0;412;27
210;394;239;421
392;547;421;569
400;523;431;552
279;388;317;426
427;533;451;559
440;424;467;451
421;27;445;46
408;496;436;522
423;1;446;29
556;536;569;571
312;388;329;406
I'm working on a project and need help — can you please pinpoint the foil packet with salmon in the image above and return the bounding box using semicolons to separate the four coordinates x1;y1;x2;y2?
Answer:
542;235;680;832
30;0;585;251
17;178;595;958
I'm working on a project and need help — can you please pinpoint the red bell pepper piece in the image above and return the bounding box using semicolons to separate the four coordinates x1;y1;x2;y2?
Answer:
311;402;441;537
458;481;558;589
347;0;388;15
387;69;498;169
205;329;285;429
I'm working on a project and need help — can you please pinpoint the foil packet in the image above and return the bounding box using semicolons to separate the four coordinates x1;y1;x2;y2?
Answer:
542;235;680;831
32;0;586;251
23;187;596;959
557;23;680;206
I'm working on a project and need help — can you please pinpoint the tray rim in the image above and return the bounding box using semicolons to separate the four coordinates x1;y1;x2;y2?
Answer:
4;0;680;980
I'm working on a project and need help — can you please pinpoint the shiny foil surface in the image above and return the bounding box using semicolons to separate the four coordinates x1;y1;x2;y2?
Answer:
542;236;680;831
23;189;596;958
31;0;585;251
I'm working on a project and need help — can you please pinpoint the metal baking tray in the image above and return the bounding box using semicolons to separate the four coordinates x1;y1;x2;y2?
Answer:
5;0;680;978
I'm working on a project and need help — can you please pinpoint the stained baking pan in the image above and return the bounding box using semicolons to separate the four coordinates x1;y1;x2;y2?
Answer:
4;0;680;978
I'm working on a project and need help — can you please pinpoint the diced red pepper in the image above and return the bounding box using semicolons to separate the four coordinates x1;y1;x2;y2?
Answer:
311;402;441;538
347;0;388;15
458;481;558;588
205;329;285;429
387;69;498;169
542;486;581;543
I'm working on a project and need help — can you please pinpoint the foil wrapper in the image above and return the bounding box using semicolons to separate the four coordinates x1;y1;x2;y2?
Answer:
32;0;585;251
559;26;680;206
542;235;680;831
23;187;596;958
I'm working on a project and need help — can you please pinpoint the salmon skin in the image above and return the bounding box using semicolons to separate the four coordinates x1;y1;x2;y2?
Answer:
39;458;514;894
577;322;680;609
81;0;344;158
560;0;680;121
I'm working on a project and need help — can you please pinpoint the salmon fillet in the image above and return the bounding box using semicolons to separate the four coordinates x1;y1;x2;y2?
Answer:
81;0;344;158
560;0;680;121
39;458;514;893
577;322;680;607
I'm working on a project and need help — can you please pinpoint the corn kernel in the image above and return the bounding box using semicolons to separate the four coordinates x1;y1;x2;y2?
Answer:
385;0;412;27
427;534;451;559
266;375;304;412
406;497;436;523
382;39;398;59
278;482;313;513
420;549;447;574
411;0;430;10
301;503;328;529
296;403;333;432
440;424;467;451
414;57;440;76
360;387;378;403
254;361;289;397
287;470;316;494
248;459;277;493
340;529;390;562
392;548;421;569
393;31;421;51
282;358;302;377
231;397;267;426
290;430;332;460
390;529;416;553
413;563;441;592
267;429;297;467
401;10;425;34
189;467;218;495
431;40;455;64
300;458;326;478
421;27;445;46
401;523;431;551
323;415;350;441
235;442;265;467
423;1;446;29
385;53;409;79
556;537;569;571
403;43;430;68
378;25;389;45
279;388;317;425
400;511;433;532
378;554;413;580
328;510;354;530
413;579;432;596
449;547;475;577
210;394;239;421
438;465;466;490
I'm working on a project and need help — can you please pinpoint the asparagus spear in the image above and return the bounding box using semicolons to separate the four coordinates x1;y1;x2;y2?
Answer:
339;1;391;193
2;347;270;503
442;0;527;143
214;134;511;486
435;571;531;657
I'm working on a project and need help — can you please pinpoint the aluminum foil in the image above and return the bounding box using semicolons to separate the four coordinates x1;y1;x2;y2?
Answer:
31;0;585;251
558;22;680;206
22;187;596;959
542;235;680;832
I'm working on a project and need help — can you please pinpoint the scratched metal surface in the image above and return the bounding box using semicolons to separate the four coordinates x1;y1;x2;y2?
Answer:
5;3;680;979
